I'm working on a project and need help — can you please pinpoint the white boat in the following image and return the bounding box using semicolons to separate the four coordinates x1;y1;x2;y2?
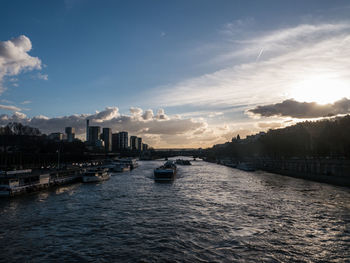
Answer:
82;167;110;183
113;163;130;172
102;160;131;173
118;158;139;169
0;169;50;196
154;161;177;181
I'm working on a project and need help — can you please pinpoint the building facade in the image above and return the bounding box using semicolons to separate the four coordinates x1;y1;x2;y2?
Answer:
65;127;75;142
102;127;112;152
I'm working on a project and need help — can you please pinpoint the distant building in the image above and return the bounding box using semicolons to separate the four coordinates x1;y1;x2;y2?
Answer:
137;137;142;151
130;136;137;150
112;131;128;151
48;132;63;141
142;143;148;151
112;133;118;152
88;126;101;146
102;127;112;152
65;127;75;142
86;119;90;142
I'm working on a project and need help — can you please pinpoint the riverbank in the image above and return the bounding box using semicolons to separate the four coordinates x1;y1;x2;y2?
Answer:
206;157;350;187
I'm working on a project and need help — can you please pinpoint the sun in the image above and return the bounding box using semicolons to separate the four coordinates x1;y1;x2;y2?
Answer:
288;75;349;104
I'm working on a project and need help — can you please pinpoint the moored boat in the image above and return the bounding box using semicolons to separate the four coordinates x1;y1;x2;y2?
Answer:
102;160;131;173
118;158;139;169
82;167;110;183
154;161;177;181
0;169;50;197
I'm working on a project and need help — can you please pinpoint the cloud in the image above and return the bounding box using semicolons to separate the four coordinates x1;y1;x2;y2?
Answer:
0;104;22;112
0;35;42;93
150;22;350;109
20;100;31;105
37;73;48;80
0;107;213;147
248;98;350;118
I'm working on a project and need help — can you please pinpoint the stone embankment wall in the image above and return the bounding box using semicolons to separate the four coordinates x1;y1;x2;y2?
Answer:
251;157;350;187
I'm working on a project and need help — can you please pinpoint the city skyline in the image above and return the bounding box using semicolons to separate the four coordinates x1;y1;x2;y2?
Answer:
1;0;350;148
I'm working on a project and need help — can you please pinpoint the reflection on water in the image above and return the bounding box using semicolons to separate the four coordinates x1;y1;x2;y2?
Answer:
0;159;349;262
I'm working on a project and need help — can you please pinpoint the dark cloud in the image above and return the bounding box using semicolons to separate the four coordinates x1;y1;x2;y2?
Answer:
248;98;350;118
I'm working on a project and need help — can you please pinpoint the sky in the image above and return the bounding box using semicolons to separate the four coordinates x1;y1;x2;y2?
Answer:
1;0;350;148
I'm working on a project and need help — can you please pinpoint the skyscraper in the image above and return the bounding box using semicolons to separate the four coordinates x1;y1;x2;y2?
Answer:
130;136;137;150
86;119;90;142
118;131;128;150
88;126;100;145
65;127;75;142
102;127;112;152
112;131;128;151
137;137;142;151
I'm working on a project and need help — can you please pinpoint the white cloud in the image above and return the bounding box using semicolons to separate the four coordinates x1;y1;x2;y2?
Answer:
0;35;42;93
0;107;218;148
37;73;48;80
20;100;32;105
151;22;350;110
0;104;21;112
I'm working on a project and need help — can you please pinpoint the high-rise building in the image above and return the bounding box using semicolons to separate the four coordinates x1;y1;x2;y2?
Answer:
130;136;137;150
118;131;128;150
86;119;90;142
102;127;112;152
137;137;142;151
142;143;148;151
88;126;100;145
65;127;75;142
112;131;128;151
112;133;119;152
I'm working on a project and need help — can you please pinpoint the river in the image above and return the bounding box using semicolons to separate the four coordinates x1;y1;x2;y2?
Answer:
0;159;349;262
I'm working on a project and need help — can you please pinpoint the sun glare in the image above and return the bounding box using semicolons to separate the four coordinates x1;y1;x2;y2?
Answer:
288;75;349;104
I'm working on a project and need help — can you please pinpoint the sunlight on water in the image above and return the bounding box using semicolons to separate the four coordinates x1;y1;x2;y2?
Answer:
0;159;349;262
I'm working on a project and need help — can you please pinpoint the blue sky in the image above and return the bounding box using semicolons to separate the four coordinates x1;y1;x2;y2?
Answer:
1;0;350;147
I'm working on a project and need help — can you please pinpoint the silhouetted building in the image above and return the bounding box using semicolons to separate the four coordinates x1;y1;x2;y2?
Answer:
142;143;148;151
112;131;128;151
102;127;112;152
86;119;90;142
137;137;142;151
89;126;101;146
48;132;63;141
65;127;75;142
130;136;137;150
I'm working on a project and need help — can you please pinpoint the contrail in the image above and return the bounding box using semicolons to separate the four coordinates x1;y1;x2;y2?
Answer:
256;47;264;61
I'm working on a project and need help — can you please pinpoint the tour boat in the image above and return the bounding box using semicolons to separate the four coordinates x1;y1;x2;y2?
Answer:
82;167;110;183
154;161;177;181
0;169;50;196
102;160;130;173
118;158;139;169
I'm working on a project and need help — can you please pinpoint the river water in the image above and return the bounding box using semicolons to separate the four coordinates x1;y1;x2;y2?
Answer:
0;159;349;262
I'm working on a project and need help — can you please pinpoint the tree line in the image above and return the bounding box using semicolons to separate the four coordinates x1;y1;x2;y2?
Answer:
206;115;350;160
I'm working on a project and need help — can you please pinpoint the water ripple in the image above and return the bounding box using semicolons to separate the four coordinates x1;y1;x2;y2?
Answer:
0;159;349;262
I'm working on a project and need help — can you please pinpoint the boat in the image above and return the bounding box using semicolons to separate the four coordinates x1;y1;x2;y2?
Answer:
118;158;139;169
175;159;192;165
82;167;110;183
154;161;177;181
102;160;131;173
236;162;255;172
113;163;130;172
0;169;50;197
